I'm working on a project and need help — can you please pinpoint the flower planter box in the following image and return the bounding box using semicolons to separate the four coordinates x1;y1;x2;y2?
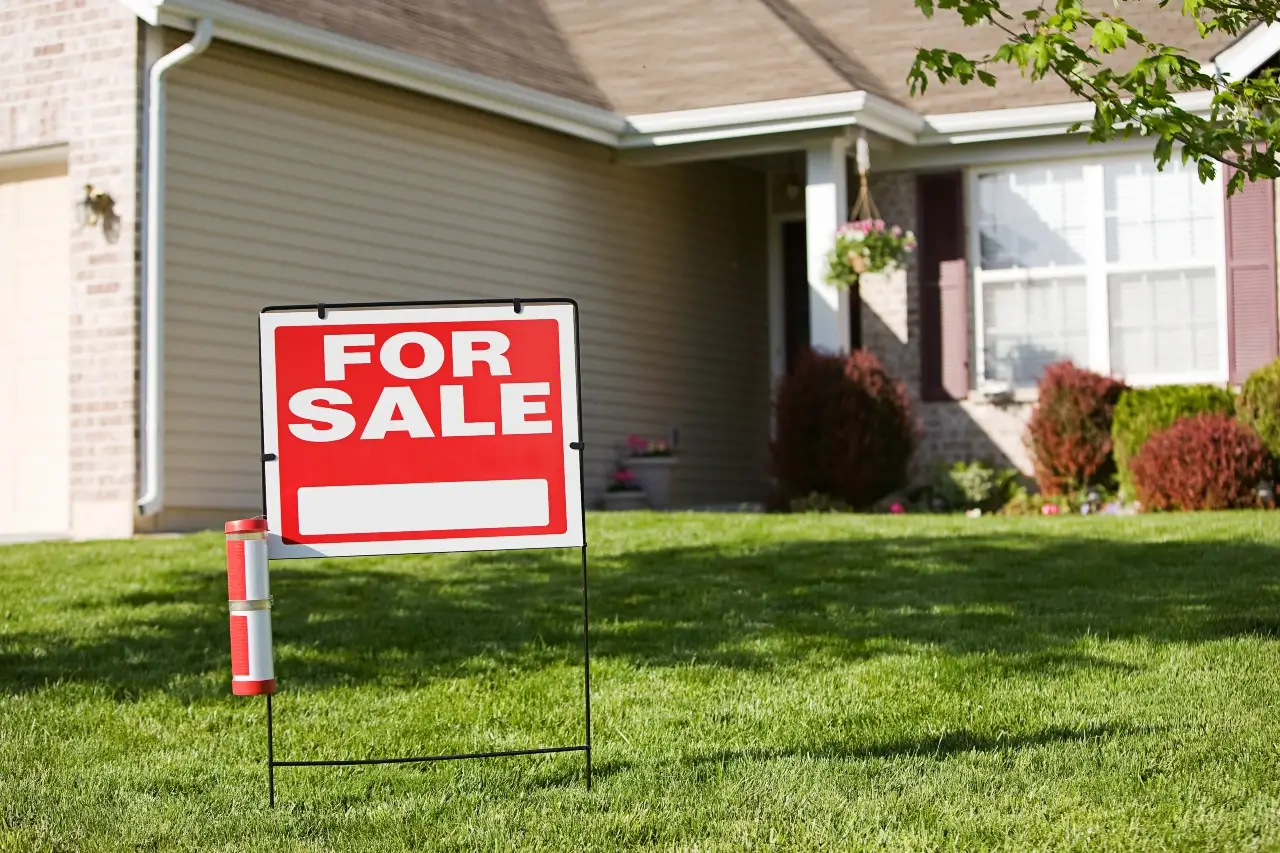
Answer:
602;490;648;511
627;456;678;509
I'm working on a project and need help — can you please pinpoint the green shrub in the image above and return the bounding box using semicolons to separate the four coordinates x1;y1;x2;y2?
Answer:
935;461;1019;512
1237;357;1280;466
1111;384;1235;498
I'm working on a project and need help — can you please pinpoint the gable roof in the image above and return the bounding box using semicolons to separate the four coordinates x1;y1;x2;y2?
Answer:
122;0;1266;148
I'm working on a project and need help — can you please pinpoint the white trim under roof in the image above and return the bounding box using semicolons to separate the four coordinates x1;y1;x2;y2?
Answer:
921;91;1215;145
1212;21;1280;79
622;92;923;148
0;143;69;172
116;0;1273;153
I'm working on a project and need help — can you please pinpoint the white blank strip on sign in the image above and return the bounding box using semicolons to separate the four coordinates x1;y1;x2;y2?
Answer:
297;480;550;535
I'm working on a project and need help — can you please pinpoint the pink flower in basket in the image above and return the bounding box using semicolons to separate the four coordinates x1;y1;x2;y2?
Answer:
627;435;672;458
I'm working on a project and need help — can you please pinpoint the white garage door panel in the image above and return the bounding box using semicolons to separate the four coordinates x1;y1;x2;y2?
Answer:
0;162;71;538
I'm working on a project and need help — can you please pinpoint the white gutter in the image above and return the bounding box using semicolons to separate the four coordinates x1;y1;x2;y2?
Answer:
621;92;923;148
138;18;213;517
920;90;1217;145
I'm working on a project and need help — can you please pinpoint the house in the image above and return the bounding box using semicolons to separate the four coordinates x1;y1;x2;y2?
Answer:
2;0;1277;540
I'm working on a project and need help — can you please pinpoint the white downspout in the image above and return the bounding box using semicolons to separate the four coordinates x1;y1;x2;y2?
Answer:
138;19;214;517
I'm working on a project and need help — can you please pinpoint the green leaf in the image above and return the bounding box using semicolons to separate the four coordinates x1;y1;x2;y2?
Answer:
1091;19;1129;52
1228;169;1246;196
1030;40;1051;75
915;0;936;17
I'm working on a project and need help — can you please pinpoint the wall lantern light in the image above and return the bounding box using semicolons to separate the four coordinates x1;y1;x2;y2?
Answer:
76;184;120;242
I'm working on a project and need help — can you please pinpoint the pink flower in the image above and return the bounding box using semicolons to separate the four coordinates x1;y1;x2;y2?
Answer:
890;225;903;237
1041;504;1060;516
873;219;885;231
890;502;905;514
626;435;648;451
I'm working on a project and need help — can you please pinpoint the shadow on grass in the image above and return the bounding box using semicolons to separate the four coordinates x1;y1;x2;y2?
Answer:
686;721;1145;772
1;530;1278;699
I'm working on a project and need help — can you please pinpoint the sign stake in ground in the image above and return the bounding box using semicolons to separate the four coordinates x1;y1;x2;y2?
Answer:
234;298;589;808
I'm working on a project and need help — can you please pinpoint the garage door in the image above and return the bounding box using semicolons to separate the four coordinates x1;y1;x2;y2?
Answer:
0;162;71;539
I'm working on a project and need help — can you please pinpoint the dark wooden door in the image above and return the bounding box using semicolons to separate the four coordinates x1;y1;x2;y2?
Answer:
783;220;860;373
782;221;809;373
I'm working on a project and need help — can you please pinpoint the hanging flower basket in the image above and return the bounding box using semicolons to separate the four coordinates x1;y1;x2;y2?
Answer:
825;219;917;289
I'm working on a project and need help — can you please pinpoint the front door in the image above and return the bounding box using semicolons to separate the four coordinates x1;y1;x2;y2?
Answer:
782;220;860;373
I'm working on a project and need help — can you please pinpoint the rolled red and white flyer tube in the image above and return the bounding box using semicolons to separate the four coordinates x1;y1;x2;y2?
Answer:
225;518;276;695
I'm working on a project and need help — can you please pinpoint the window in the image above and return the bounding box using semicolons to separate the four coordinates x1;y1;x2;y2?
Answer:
972;155;1225;389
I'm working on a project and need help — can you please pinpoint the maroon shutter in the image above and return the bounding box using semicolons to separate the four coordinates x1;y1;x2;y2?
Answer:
1225;173;1278;384
917;172;968;400
939;259;970;399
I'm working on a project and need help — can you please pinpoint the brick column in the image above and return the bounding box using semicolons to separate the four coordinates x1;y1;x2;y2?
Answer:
861;171;919;384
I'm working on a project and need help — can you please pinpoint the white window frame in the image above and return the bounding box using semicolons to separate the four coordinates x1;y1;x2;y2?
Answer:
966;154;1229;394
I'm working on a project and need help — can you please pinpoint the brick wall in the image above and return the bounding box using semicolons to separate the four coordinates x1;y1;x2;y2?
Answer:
0;0;140;538
865;170;1034;478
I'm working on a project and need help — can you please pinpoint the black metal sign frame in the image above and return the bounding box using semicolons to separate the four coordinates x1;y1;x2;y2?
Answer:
257;298;592;808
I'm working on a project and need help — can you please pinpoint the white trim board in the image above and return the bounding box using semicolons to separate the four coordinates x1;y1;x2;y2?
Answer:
1212;22;1280;80
879;131;1176;172
920;91;1215;146
623;92;922;148
0;144;69;173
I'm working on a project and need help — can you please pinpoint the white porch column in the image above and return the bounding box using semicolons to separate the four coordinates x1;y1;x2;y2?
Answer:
805;138;850;353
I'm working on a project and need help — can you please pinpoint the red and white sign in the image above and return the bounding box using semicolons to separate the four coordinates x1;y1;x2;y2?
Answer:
259;301;583;559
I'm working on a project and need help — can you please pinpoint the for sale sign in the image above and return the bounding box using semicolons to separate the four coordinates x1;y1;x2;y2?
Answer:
259;300;583;559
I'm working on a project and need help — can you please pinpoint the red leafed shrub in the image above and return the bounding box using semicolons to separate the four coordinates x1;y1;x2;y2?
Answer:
1130;413;1272;511
1026;362;1126;496
770;348;917;510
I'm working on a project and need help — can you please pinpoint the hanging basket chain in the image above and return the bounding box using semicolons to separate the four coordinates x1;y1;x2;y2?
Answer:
823;131;915;289
849;132;880;221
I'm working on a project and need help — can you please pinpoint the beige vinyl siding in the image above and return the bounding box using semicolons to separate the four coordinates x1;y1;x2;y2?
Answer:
160;43;769;524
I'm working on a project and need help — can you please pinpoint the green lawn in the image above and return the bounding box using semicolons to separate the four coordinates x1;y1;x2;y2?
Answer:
2;513;1280;851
